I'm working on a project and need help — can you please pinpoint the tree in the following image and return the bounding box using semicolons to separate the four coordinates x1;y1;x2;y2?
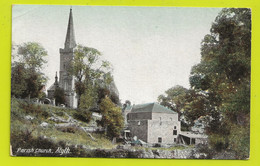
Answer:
17;42;47;71
11;63;28;98
54;87;66;106
97;97;124;139
79;83;98;111
182;90;210;126
69;45;113;108
11;42;48;99
157;86;210;129
158;85;188;117
189;8;251;158
11;63;47;99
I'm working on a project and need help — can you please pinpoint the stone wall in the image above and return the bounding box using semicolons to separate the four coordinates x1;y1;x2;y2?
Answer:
147;119;181;144
127;112;152;121
151;112;178;121
127;112;181;144
128;120;148;142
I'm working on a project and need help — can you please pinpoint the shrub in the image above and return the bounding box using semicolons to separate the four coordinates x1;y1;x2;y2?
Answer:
73;110;92;123
11;129;89;157
20;102;50;119
55;111;65;117
208;134;229;152
58;126;79;133
228;123;250;159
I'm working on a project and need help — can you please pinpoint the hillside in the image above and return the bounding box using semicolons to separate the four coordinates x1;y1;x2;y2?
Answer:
10;98;116;157
10;98;208;159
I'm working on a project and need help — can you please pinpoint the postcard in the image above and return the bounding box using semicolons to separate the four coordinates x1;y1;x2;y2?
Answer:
10;5;251;159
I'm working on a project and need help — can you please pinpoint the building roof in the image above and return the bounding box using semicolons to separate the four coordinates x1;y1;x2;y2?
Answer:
131;103;177;114
179;131;208;139
47;72;59;91
47;83;56;91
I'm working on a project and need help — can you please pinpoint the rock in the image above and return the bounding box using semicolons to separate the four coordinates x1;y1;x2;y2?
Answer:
213;151;236;159
25;115;34;120
140;149;154;158
173;148;193;159
40;122;48;127
55;123;77;127
49;116;68;123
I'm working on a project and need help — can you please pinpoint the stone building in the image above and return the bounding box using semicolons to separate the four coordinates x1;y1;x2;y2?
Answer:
47;8;77;108
125;103;181;144
124;102;207;145
47;72;59;100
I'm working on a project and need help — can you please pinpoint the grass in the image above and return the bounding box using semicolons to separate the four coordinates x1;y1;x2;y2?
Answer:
10;98;192;157
10;98;115;154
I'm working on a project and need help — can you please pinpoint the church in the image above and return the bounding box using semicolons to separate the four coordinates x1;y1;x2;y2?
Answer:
47;8;77;108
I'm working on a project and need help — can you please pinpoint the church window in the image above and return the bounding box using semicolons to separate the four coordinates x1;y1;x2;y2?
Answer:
173;130;177;135
64;82;68;90
174;126;177;129
138;121;140;126
158;137;162;143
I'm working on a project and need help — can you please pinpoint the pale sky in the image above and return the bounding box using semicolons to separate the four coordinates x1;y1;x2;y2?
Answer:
12;5;222;104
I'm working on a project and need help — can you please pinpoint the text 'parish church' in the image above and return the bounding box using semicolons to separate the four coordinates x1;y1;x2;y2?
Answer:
47;8;77;108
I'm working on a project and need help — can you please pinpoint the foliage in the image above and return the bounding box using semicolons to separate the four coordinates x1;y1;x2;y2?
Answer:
157;85;210;127
97;87;120;106
16;42;48;71
69;45;113;107
98;97;124;139
54;87;66;106
20;102;51;119
11;63;28;98
10;98;116;156
73;110;92;123
188;8;251;158
158;85;188;115
182;90;211;126
11;42;48;99
79;82;98;111
228;122;250;159
57;126;79;133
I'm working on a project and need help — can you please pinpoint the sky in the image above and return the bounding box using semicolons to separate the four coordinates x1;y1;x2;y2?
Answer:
12;5;222;104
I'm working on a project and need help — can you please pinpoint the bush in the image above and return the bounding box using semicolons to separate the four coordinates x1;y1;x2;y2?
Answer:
20;102;51;119
228;123;250;159
58;126;79;133
55;111;65;117
208;134;229;152
73;110;92;123
11;129;89;157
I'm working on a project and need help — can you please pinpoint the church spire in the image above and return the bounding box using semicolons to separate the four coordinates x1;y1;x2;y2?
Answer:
64;8;76;49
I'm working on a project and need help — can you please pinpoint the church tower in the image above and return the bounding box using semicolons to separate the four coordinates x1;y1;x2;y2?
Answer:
59;8;77;108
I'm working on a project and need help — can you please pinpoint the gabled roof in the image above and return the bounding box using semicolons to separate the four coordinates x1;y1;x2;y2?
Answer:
180;131;208;139
47;72;59;91
47;83;56;91
131;103;177;114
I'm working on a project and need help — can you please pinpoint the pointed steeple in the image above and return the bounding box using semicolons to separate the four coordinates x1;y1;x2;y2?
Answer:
64;8;76;49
